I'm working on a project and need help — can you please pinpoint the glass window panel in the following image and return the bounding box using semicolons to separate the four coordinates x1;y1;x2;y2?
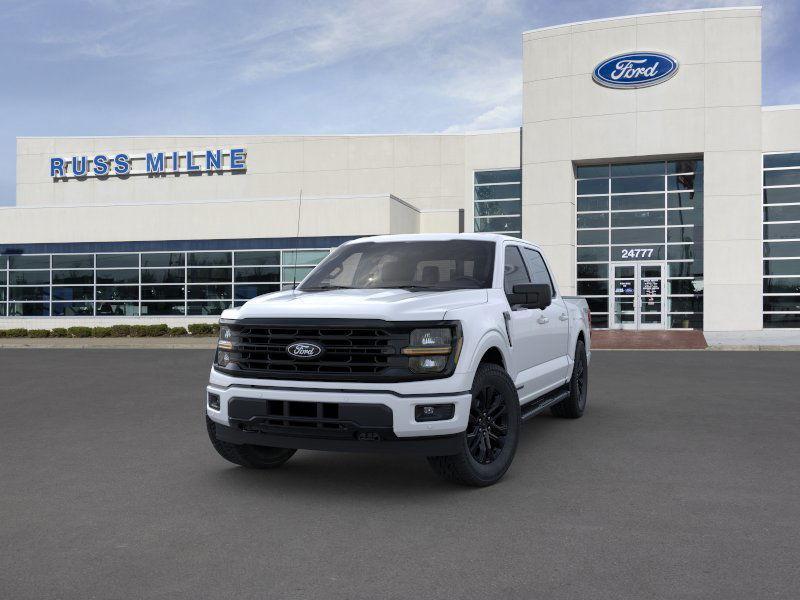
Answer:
764;223;800;240
474;200;521;217
186;301;228;316
577;197;608;212
763;296;800;312
667;160;702;174
52;254;93;269
764;205;800;223
52;270;92;284
140;302;185;316
577;264;608;279
667;209;699;226
764;241;800;258
282;266;314;282
611;228;664;244
763;187;800;204
667;227;694;243
96;269;138;284
474;216;521;233
764;170;800;187
577;281;608;295
96;254;138;268
9;270;50;285
96;302;139;316
611;194;664;210
141;285;185;300
0;272;5;286
763;278;800;294
764;153;800;169
474;170;520;184
235;284;280;299
577;247;609;262
474;184;521;200
8;302;49;316
611;162;664;177
521;248;555;294
590;314;609;328
585;297;608;313
667;191;702;209
187;267;231;283
668;262;695;277
764;259;800;276
52;286;93;301
234;266;280;282
667;174;700;191
141;253;185;267
668;279;702;295
0;255;6;269
611;176;663;194
669;314;703;329
667;245;694;261
576;179;608;195
611;210;665;228
577;213;608;228
187;284;232;300
233;251;280;266
52;302;94;316
576;165;608;179
0;305;5;316
10;287;49;301
577;230;608;245
187;251;231;266
141;268;185;284
283;250;330;266
9;255;49;269
0;289;5;301
764;314;800;328
96;286;138;301
611;245;665;261
669;297;702;312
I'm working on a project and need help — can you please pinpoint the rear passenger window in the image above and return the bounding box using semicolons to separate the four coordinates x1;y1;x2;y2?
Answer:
522;248;555;296
503;246;531;294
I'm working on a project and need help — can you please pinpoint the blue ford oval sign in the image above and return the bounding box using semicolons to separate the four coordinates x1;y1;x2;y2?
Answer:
593;52;678;89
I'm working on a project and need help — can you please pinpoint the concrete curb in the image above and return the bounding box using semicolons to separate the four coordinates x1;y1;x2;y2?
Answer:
0;338;217;349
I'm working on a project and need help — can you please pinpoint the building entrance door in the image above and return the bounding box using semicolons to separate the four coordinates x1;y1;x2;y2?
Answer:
610;262;666;330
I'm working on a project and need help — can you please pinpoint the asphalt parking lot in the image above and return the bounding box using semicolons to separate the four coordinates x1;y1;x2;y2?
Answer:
1;349;798;599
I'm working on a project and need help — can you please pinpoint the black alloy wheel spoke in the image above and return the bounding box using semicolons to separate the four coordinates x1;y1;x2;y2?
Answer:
467;383;509;465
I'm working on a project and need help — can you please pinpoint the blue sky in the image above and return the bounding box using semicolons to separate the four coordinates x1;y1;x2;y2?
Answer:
1;0;798;206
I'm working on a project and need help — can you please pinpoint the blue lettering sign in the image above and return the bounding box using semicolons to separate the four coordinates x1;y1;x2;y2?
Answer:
186;150;200;172
113;153;130;175
593;52;678;89
93;154;109;176
171;151;180;172
72;156;88;177
230;148;246;170
146;152;165;173
50;158;65;177
206;149;221;170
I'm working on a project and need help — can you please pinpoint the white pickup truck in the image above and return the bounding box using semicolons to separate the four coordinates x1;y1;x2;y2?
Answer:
206;233;591;486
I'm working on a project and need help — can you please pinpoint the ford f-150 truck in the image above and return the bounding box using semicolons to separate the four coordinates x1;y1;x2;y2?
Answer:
206;233;591;486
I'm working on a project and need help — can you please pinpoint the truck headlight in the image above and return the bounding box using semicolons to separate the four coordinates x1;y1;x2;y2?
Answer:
403;327;461;373
216;325;236;367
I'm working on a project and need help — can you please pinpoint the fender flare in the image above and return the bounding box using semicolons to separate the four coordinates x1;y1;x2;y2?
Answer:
461;328;513;377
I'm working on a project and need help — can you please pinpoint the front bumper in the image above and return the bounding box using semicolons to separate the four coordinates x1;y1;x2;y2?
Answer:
206;368;472;453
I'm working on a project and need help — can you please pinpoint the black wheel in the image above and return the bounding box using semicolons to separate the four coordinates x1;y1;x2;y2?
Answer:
551;339;588;419
427;363;520;487
206;417;296;469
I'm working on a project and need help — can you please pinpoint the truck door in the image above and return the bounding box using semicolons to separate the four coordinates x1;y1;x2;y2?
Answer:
521;247;570;385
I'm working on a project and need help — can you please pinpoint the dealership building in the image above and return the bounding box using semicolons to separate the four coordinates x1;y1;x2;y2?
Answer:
2;6;799;333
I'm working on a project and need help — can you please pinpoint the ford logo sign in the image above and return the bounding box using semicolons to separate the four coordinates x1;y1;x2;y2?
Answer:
286;341;324;359
593;52;678;89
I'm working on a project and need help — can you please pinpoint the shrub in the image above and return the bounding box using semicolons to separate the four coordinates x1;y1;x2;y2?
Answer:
92;327;113;338
168;326;188;337
28;329;51;338
51;328;69;338
68;326;92;338
0;330;5;338
109;324;132;337
188;323;216;336
146;324;169;337
130;325;149;338
5;328;28;338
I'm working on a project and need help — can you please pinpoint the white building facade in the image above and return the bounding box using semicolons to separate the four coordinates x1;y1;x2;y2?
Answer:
2;6;799;332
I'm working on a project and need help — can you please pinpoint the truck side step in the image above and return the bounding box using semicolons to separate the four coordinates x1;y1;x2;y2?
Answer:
520;385;570;422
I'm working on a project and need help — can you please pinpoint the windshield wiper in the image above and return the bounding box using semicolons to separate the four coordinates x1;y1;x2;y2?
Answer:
299;285;355;292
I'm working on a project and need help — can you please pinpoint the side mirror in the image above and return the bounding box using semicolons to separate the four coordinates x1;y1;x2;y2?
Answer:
509;283;551;310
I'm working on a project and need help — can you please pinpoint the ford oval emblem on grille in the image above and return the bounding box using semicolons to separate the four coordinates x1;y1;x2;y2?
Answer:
286;341;324;359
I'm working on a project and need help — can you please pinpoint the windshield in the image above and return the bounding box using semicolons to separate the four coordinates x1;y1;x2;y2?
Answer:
299;240;496;292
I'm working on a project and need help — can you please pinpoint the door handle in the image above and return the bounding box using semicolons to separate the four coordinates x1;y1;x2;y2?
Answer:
559;313;569;321
537;315;549;325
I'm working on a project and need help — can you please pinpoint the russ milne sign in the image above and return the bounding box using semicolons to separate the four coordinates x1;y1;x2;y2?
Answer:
593;52;678;89
50;148;246;179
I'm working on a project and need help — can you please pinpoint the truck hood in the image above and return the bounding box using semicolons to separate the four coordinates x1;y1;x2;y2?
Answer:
227;288;489;321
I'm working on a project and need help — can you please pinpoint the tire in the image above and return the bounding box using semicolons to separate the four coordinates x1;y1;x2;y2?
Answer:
206;417;296;469
427;363;520;487
551;339;588;419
